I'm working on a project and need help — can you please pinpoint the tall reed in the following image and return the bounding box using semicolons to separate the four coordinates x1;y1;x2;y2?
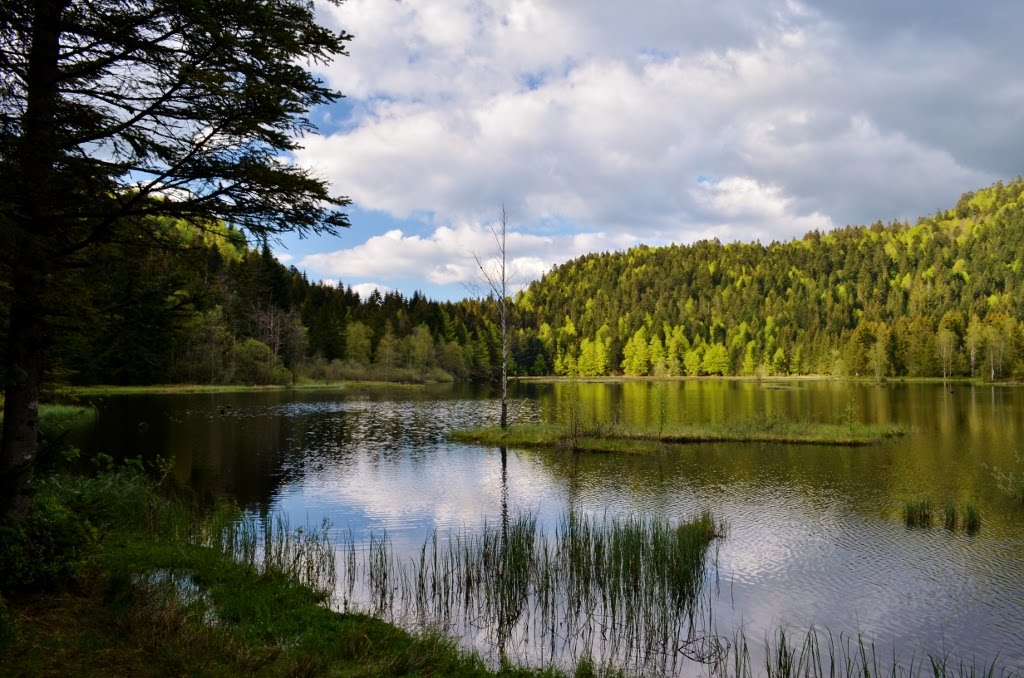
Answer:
963;504;981;534
724;626;1005;678
903;500;933;527
198;511;337;598
337;510;724;674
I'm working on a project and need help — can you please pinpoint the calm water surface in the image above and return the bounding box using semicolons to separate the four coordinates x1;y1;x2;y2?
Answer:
79;381;1024;673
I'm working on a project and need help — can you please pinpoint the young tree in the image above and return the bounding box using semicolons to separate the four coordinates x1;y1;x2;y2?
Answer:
344;321;372;365
701;342;731;376
621;327;651;376
965;315;985;378
374;323;400;380
0;0;352;515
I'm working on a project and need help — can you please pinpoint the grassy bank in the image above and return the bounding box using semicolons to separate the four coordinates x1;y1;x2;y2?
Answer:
0;403;97;427
451;418;908;452
62;380;428;397
0;472;593;677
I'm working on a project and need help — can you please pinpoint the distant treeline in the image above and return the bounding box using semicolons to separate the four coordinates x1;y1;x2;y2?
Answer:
5;220;503;386
4;179;1024;386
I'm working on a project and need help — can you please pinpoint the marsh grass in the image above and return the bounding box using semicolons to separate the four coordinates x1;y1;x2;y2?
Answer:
725;626;1007;678
944;503;958;530
903;499;981;534
334;511;725;674
198;511;338;598
963;504;981;535
903;500;933;527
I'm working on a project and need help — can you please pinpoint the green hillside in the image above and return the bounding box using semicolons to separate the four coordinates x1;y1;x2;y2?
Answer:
513;179;1024;379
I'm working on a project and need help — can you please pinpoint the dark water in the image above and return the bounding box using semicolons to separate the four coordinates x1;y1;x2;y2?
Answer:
77;380;1024;673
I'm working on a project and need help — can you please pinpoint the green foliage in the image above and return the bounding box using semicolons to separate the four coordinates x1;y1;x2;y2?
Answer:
344;320;373;365
577;337;609;376
0;492;98;593
621;327;650;376
36;470;152;532
701;342;731;376
684;344;704;376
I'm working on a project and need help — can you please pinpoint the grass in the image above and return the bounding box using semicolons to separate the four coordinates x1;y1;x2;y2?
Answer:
726;626;1011;678
963;504;981;534
903;500;933;527
62;380;426;397
904;499;981;534
451;417;908;453
332;510;723;676
0;471;602;677
0;403;97;432
944;503;958;530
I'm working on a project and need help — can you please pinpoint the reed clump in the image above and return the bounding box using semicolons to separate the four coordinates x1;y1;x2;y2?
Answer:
963;504;981;534
725;626;1008;678
903;500;933;527
337;510;725;674
199;511;337;598
943;502;958;530
903;499;981;534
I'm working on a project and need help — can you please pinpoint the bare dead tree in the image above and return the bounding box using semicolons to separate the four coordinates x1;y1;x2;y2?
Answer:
474;206;511;429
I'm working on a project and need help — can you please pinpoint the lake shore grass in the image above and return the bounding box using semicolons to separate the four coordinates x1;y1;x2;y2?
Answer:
0;471;578;677
451;419;908;452
60;380;427;397
0;404;98;436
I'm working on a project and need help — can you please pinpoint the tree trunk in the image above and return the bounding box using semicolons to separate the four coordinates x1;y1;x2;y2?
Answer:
1;0;66;517
2;268;48;517
500;291;508;429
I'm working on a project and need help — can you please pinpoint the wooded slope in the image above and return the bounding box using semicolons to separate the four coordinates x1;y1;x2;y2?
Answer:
515;179;1024;379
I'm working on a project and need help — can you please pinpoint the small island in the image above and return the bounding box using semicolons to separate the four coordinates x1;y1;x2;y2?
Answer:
452;418;909;452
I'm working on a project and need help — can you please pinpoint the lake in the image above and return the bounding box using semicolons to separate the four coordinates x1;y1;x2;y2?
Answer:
75;380;1024;675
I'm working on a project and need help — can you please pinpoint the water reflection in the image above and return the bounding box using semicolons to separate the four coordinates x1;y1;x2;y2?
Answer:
80;381;1024;672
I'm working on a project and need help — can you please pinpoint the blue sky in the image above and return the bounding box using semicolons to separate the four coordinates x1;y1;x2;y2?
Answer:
275;0;1023;301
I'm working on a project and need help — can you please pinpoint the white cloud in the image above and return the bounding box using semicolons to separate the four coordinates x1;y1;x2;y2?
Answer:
692;176;832;241
298;0;1019;294
350;282;394;300
299;222;638;293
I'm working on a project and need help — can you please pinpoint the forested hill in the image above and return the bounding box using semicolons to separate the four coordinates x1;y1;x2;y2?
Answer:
13;179;1024;387
515;179;1024;379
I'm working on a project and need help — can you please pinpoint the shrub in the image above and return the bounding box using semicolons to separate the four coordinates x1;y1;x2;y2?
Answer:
0;493;98;593
232;338;292;385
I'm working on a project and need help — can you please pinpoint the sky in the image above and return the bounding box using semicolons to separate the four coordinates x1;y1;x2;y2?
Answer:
275;0;1024;301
